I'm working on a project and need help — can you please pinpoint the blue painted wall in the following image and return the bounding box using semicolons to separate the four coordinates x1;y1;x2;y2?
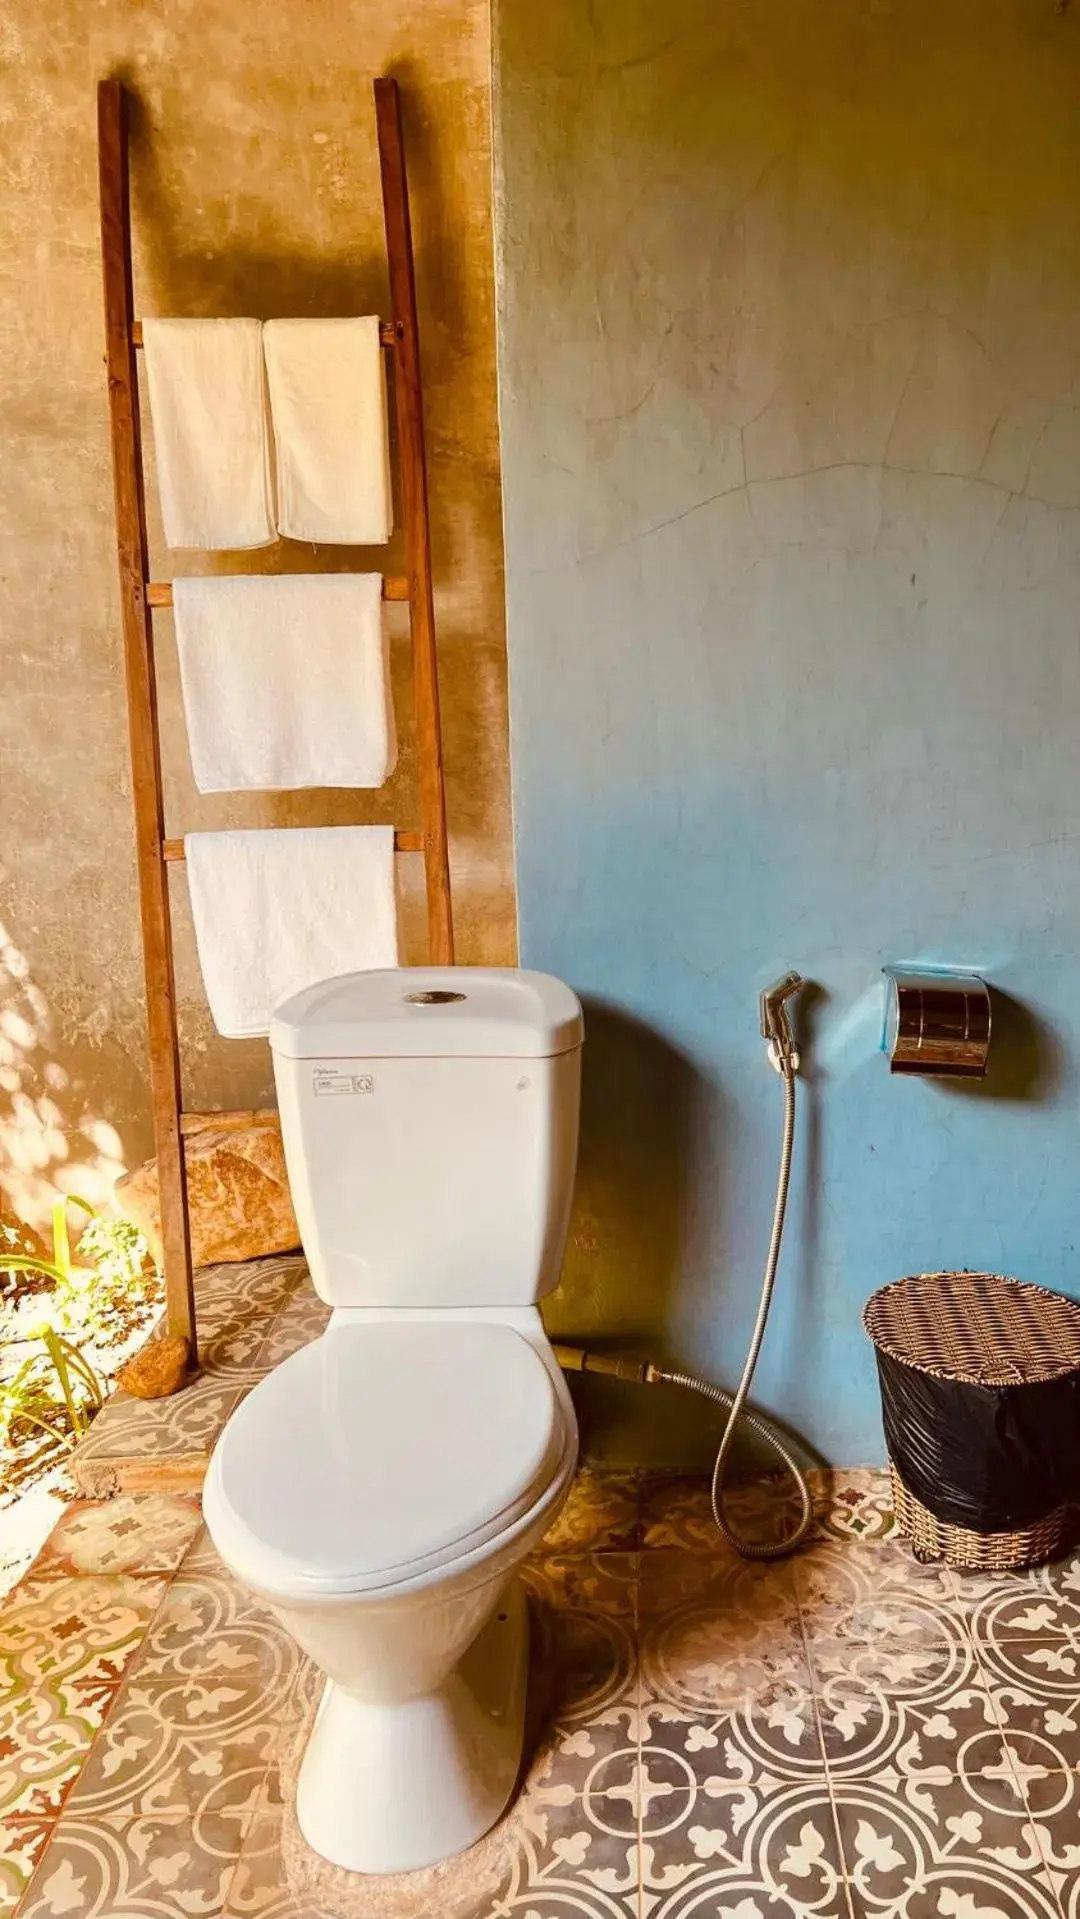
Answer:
494;0;1080;1463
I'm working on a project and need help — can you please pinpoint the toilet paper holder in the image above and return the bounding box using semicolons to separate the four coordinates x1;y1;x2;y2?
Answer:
882;966;992;1078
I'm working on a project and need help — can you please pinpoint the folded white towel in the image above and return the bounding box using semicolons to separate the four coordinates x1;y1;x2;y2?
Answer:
173;574;396;793
141;319;275;550
186;827;399;1038
262;317;393;544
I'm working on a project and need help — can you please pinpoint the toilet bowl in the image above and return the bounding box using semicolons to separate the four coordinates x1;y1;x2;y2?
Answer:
202;969;583;1876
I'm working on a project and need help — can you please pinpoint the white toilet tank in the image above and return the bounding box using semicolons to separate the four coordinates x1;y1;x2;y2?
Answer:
269;969;584;1308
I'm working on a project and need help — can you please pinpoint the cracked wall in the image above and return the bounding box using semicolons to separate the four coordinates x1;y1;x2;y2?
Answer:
0;2;513;1223
495;0;1080;1463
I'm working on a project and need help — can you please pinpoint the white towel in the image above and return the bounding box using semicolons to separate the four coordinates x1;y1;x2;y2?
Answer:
263;317;393;544
142;319;275;550
173;574;396;793
186;827;399;1038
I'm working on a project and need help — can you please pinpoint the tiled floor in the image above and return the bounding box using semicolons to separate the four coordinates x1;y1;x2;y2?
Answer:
4;1454;1080;1918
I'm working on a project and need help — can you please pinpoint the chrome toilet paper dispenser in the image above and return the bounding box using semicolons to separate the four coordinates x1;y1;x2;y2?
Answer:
882;967;992;1078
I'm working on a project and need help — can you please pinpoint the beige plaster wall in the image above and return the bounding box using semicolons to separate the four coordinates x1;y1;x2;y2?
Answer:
0;2;514;1225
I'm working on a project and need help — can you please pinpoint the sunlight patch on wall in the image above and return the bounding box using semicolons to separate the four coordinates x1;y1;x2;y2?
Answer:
0;919;128;1228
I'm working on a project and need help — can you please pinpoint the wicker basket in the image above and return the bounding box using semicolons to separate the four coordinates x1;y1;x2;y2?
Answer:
890;1464;1073;1571
866;1271;1080;1572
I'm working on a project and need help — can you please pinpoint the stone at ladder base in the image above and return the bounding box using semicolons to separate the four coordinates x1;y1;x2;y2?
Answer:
117;1334;190;1399
115;1120;301;1267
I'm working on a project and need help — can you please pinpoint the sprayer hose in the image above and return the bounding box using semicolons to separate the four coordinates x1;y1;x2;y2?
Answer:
651;1062;813;1560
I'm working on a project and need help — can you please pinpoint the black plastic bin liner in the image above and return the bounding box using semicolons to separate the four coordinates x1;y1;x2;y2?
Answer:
875;1350;1080;1533
865;1270;1080;1536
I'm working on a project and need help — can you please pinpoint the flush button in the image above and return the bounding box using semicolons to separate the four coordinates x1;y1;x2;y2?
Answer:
403;990;466;1005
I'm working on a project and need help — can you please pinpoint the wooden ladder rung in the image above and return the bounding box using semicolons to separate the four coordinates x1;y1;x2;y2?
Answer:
146;577;409;607
129;318;398;350
162;831;423;860
180;1107;279;1136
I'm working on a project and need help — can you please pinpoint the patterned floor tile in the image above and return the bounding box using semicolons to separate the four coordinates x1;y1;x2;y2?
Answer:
128;1567;301;1693
997;1741;1080;1822
0;1817;54;1918
639;1552;805;1707
63;1671;291;1823
1041;1545;1080;1614
0;1676;116;1820
71;1377;248;1467
223;1797;341;1916
7;1462;1067;1919
178;1524;228;1577
0;1573;168;1694
1023;1788;1080;1911
638;1474;725;1552
810;1469;897;1545
639;1780;849;1919
523;1552;639;1788
543;1469;641;1554
525;1558;636;1711
32;1492;203;1577
194;1257;308;1335
19;1809;248;1917
637;1469;896;1557
807;1631;1002;1783
639;1546;801;1635
529;1713;643;1810
524;1549;639;1622
833;1774;1060;1917
978;1629;1080;1766
638;1472;808;1555
486;1781;641;1918
637;1551;822;1791
639;1680;824;1791
253;1292;332;1370
196;1315;276;1382
954;1566;1080;1647
795;1541;959;1647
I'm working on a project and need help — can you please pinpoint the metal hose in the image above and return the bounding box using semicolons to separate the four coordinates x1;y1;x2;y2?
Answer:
553;1048;813;1561
649;1058;812;1559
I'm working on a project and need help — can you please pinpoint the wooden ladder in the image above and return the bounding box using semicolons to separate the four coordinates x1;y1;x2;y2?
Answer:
97;75;454;1361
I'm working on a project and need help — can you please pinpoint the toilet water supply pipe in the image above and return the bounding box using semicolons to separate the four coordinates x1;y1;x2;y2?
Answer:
553;974;813;1562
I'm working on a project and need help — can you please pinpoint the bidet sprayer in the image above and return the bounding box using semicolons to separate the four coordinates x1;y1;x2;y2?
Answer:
759;971;804;1074
557;967;815;1561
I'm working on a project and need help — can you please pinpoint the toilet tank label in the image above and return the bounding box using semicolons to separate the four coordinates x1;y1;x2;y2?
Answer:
312;1068;374;1096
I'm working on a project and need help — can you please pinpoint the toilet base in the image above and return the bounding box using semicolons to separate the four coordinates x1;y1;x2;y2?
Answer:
295;1579;529;1876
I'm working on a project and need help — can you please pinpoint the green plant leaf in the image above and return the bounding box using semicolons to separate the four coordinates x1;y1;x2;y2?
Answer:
51;1199;72;1279
0;1254;68;1284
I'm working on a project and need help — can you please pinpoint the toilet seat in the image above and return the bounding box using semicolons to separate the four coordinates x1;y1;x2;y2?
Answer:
204;1321;569;1601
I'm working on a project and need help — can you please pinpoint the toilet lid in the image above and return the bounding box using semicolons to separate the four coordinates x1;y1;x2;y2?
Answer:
204;1322;567;1597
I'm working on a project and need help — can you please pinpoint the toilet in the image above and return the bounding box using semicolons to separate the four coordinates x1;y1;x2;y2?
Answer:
202;967;583;1877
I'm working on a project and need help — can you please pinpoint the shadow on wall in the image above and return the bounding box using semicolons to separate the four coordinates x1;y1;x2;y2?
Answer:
944;989;1064;1105
544;992;832;1475
543;997;730;1468
786;979;828;1331
120;58;468;322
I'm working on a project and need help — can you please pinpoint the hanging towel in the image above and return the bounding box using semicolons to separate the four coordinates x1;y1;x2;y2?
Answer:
185;826;399;1038
262;317;393;544
142;318;276;549
173;574;396;793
